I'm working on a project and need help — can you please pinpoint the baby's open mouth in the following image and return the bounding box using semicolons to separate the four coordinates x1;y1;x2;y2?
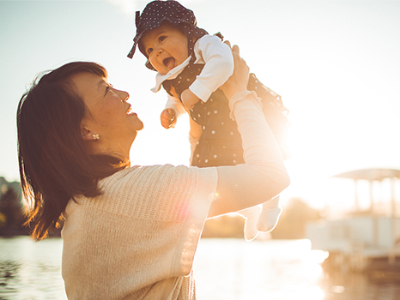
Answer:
163;57;175;70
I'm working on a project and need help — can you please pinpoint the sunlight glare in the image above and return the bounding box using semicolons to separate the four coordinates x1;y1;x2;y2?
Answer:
105;0;137;15
309;250;329;264
331;285;345;294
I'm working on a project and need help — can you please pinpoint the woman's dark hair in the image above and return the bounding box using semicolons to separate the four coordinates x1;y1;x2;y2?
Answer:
17;62;129;240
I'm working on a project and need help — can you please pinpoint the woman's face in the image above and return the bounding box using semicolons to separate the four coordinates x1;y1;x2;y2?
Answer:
71;72;143;154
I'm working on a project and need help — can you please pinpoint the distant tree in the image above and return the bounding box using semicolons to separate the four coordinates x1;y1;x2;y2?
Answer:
201;198;323;239
0;187;24;230
271;197;322;239
201;215;245;238
0;212;6;228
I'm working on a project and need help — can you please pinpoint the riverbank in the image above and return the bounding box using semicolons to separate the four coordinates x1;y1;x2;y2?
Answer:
0;227;61;238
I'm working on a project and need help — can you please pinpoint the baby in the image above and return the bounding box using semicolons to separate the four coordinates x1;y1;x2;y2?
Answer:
127;0;290;241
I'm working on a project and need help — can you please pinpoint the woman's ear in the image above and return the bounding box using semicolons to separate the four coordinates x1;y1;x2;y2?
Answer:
81;126;100;141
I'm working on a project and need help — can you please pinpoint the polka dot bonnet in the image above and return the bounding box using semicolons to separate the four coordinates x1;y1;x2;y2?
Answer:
127;0;208;70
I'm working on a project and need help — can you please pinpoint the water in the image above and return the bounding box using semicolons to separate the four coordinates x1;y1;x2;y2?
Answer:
0;237;65;300
0;237;399;300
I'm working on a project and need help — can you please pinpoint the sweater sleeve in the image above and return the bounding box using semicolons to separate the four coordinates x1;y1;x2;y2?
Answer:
108;165;217;279
209;91;290;217
189;35;234;102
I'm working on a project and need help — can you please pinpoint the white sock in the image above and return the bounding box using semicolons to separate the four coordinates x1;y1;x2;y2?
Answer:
256;196;282;232
238;205;261;241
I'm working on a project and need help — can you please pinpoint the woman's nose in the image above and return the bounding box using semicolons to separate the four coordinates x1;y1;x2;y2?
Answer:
116;89;129;101
122;91;129;101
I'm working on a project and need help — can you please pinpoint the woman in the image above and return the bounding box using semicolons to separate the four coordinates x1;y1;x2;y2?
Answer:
17;44;289;299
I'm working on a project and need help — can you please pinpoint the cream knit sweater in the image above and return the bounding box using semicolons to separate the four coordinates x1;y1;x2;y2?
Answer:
62;164;217;299
61;91;288;299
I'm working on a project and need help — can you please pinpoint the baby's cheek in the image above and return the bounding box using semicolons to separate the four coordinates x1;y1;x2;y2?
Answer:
149;58;160;72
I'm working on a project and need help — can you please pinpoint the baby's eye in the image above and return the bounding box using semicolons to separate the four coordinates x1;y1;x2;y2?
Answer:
158;36;166;42
147;48;153;55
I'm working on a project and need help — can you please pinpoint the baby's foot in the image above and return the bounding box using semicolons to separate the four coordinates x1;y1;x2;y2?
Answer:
256;206;282;232
244;216;259;241
238;206;261;241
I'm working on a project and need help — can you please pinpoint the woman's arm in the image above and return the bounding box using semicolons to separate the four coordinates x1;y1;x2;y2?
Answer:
208;44;290;218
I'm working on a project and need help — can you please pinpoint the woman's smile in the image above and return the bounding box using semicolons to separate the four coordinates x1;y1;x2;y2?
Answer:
71;72;144;156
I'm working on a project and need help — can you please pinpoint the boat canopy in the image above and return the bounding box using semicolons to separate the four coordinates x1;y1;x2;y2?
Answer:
333;168;400;181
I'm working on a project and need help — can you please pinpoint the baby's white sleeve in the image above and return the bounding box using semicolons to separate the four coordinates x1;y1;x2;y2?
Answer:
165;94;187;119
189;35;234;102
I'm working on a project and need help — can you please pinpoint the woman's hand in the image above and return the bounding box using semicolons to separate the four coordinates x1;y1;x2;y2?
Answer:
220;42;250;100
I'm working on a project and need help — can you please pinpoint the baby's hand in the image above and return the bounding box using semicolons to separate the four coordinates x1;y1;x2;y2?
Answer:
181;89;200;110
160;108;177;129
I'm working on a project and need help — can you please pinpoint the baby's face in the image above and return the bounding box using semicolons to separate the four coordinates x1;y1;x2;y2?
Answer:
141;23;189;75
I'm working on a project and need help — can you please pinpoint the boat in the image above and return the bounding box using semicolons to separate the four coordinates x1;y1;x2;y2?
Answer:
306;168;400;273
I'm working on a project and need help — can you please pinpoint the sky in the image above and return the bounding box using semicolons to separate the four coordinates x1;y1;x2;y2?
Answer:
1;0;399;210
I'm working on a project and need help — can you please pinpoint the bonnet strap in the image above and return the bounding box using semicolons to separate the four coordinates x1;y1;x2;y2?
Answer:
127;11;141;58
